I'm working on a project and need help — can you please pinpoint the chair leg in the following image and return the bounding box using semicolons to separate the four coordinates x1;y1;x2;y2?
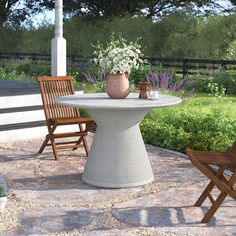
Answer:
50;137;59;161
38;124;57;155
72;136;83;151
201;192;227;223
199;167;236;223
73;124;89;155
195;181;215;207
82;136;90;156
38;135;50;154
195;166;226;207
48;124;59;160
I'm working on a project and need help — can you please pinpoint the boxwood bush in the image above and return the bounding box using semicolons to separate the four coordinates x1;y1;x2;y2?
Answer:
140;97;236;152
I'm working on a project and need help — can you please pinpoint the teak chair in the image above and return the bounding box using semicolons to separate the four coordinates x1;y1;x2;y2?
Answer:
185;143;236;223
37;76;95;160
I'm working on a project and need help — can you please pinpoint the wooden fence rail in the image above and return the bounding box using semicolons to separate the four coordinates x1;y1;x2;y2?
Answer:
1;52;236;77
146;57;236;77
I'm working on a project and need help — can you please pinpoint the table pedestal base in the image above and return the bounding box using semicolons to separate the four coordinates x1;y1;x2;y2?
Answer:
82;109;154;188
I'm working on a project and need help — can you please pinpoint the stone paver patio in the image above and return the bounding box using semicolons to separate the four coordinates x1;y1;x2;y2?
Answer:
0;135;235;236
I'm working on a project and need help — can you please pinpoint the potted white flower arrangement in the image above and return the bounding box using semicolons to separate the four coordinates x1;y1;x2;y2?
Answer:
93;34;144;98
0;185;7;213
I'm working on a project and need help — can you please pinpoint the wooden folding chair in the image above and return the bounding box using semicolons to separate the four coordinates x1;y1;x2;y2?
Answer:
37;76;95;160
185;143;236;223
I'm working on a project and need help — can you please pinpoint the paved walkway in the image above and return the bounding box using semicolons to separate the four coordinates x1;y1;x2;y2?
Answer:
0;79;83;96
0;136;235;236
0;80;39;96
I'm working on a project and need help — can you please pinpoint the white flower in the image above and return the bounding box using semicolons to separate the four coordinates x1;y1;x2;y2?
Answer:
93;35;144;74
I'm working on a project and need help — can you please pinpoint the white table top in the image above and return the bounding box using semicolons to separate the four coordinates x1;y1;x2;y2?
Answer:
56;93;182;110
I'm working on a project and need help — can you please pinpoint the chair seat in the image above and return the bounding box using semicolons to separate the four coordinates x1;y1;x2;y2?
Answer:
191;150;236;165
185;145;236;223
49;117;94;125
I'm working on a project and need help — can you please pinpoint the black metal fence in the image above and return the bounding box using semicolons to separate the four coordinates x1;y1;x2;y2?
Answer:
1;52;236;77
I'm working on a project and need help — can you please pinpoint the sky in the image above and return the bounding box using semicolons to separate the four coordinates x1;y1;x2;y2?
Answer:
32;11;54;27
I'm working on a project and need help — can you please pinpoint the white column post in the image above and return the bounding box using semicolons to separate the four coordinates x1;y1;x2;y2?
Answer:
51;0;67;76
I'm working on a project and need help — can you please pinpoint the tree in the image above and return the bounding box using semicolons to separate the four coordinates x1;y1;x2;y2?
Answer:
197;0;235;15
31;0;212;18
1;0;234;27
25;0;220;19
0;0;29;27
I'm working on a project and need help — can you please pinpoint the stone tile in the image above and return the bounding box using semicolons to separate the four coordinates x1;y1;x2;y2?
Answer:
10;148;143;207
38;157;84;178
151;158;206;183
7;165;36;183
82;229;138;236
13;181;143;207
147;147;206;183
112;186;236;236
0;148;34;163
16;208;104;235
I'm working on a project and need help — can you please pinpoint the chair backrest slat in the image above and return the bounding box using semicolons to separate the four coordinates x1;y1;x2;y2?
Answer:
53;80;63;118
38;76;80;121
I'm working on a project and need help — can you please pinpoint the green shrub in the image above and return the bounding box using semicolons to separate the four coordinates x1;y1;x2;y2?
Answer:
16;62;32;74
187;72;236;95
213;72;236;95
129;64;152;85
0;67;26;81
0;186;7;197
186;74;212;93
207;80;226;97
16;61;50;76
0;64;51;82
140;97;236;152
225;39;236;60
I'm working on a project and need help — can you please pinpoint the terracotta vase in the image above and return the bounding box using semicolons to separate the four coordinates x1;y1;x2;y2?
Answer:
106;72;129;99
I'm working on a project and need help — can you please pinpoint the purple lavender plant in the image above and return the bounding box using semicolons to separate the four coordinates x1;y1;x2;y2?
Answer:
145;71;159;90
82;72;97;84
159;72;171;89
145;68;174;91
170;76;192;92
82;71;106;84
145;68;194;96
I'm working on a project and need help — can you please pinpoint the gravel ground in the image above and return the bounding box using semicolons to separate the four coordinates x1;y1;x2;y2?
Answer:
0;137;235;236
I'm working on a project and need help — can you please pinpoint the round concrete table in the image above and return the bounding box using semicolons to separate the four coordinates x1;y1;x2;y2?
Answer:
57;93;182;188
